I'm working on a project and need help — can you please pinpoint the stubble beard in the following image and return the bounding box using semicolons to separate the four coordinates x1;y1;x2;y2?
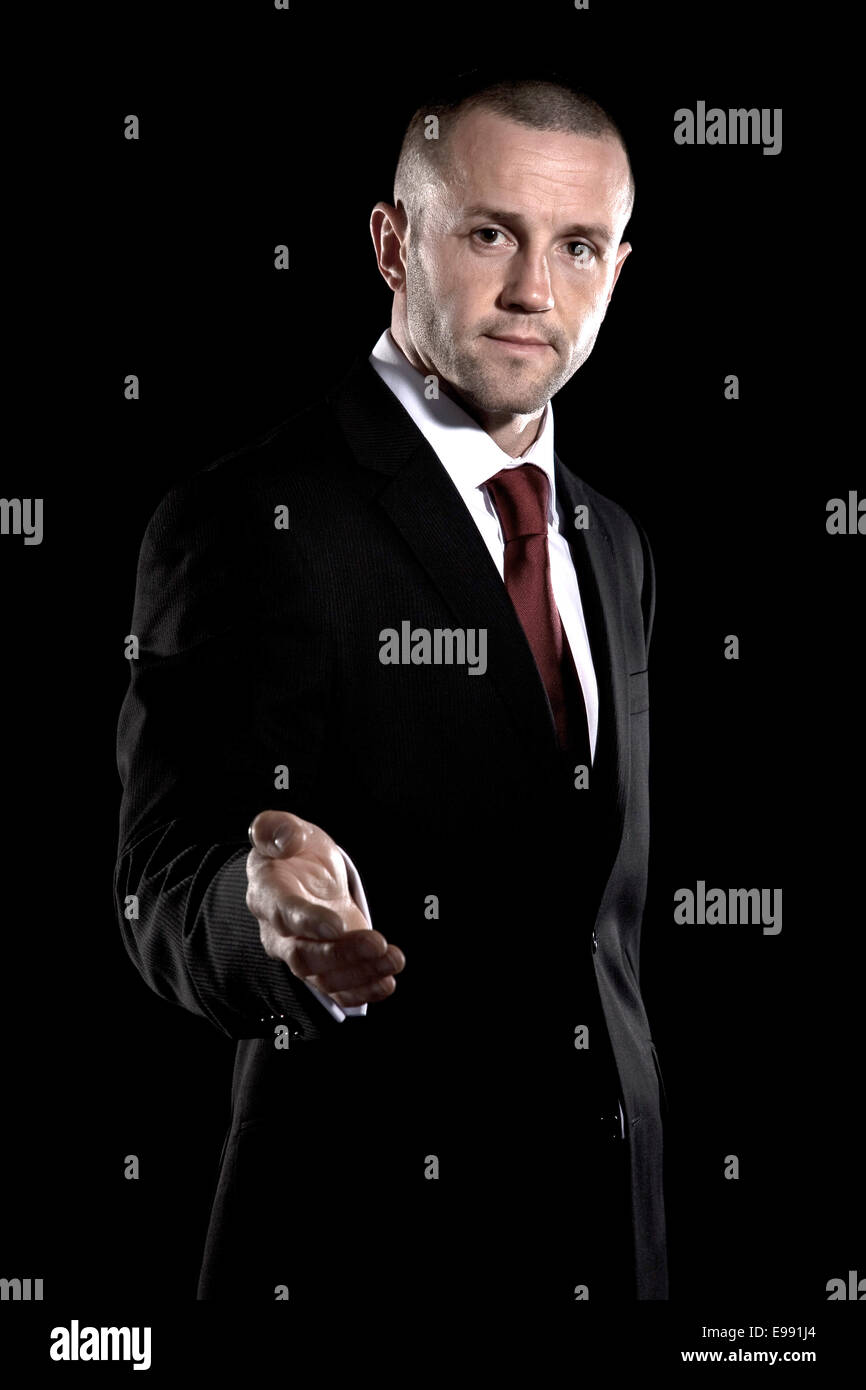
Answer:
405;256;583;417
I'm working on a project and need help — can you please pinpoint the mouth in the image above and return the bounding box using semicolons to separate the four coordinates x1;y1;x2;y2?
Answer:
483;335;553;355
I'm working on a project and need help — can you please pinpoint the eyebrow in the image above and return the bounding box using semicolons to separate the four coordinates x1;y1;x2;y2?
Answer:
459;206;615;248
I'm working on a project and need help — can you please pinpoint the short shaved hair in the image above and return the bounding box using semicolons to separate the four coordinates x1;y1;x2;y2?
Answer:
393;70;635;239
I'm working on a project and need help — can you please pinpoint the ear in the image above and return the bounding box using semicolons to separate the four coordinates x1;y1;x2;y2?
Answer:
370;201;409;292
607;241;632;302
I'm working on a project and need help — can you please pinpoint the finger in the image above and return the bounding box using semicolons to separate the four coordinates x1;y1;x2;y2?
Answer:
286;930;393;976
248;810;316;859
305;958;396;993
299;944;406;993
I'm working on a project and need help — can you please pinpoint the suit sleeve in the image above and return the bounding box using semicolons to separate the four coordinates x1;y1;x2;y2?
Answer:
114;469;346;1042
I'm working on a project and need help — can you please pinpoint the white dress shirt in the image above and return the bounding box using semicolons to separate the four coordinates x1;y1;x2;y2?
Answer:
302;327;599;1024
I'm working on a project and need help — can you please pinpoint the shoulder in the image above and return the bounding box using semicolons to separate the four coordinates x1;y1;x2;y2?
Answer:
138;389;357;557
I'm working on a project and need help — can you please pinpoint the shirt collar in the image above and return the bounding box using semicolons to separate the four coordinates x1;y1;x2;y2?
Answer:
368;328;558;527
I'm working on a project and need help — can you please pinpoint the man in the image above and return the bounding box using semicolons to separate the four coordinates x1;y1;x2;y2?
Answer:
115;71;668;1308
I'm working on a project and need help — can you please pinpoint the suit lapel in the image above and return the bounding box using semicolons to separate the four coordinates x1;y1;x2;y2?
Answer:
554;454;630;880
329;358;563;771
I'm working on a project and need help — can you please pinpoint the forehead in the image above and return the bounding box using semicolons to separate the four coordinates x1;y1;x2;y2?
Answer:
441;108;629;221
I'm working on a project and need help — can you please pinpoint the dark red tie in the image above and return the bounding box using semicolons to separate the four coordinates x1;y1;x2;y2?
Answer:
485;463;586;754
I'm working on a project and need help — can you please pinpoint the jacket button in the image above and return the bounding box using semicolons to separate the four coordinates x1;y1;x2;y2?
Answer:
591;930;598;954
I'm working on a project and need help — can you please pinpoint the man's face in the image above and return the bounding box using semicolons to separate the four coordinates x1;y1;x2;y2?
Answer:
399;109;633;416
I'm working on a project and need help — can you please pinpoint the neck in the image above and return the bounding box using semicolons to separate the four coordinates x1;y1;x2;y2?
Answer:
388;328;547;459
460;400;546;458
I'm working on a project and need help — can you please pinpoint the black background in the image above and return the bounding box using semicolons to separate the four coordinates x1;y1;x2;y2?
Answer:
2;0;862;1367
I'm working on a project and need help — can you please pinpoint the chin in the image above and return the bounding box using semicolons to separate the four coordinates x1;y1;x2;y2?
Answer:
477;387;552;415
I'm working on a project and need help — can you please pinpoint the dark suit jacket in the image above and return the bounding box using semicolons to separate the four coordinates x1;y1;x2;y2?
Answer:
115;353;668;1305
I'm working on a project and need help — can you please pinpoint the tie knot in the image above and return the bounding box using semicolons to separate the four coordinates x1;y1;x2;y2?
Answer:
485;463;550;542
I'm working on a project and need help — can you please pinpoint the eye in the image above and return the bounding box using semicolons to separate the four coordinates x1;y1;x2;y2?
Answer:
565;242;595;263
473;227;508;246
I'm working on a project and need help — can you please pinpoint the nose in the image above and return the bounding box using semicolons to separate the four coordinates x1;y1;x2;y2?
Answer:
501;250;554;314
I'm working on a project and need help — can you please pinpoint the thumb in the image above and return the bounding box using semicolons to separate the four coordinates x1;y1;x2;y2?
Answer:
248;810;310;858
